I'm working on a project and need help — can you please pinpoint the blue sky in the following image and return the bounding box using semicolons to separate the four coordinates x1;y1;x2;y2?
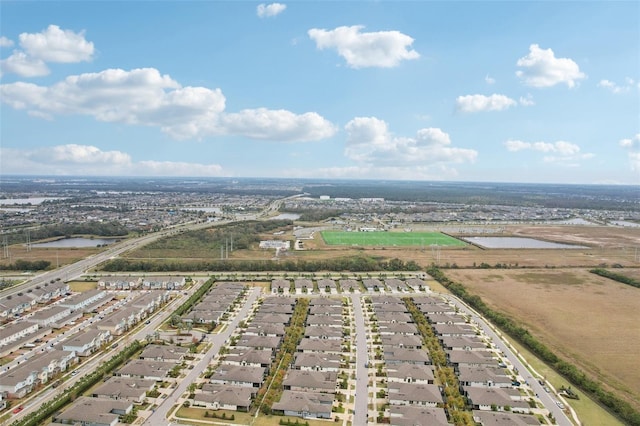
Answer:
1;1;639;184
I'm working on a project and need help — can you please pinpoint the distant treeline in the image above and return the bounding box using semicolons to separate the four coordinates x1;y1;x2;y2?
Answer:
427;266;640;426
590;268;640;288
0;260;51;271
302;181;640;211
101;256;421;273
4;221;128;246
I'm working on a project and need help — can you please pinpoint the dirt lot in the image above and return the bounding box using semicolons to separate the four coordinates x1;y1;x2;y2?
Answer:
445;268;640;412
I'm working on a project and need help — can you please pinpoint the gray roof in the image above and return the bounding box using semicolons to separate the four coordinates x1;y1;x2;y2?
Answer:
272;390;333;414
53;396;131;425
92;377;155;400
63;328;105;347
389;405;449;426
388;382;443;404
283;370;337;392
196;384;253;406
448;350;496;365
116;359;174;378
458;366;511;384
298;337;342;353
472;410;541;425
387;363;435;381
294;352;342;369
225;348;272;365
464;387;529;409
211;364;266;384
139;344;188;362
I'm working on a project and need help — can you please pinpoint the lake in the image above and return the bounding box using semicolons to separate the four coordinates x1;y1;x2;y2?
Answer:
31;238;119;248
463;237;588;249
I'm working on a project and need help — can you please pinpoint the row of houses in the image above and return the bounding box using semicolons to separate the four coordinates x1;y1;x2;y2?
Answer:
270;278;428;295
272;297;348;419
98;275;186;291
0;281;69;319
413;296;534;419
191;296;293;411
182;282;246;326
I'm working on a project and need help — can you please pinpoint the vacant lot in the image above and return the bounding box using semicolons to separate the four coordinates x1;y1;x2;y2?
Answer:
0;245;104;269
321;231;465;247
445;268;640;412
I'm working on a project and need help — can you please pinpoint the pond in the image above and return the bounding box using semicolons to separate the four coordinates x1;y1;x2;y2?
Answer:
463;237;588;249
31;237;119;248
0;197;65;205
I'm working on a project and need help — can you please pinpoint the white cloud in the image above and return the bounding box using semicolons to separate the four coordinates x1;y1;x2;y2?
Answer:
1;51;49;77
485;75;495;85
518;94;535;106
619;134;640;171
455;94;517;113
516;44;585;88
1;25;94;77
0;36;14;47
598;78;638;94
504;139;593;165
19;24;94;63
257;3;287;18
221;108;336;141
0;145;226;177
344;117;477;168
308;25;419;68
0;67;336;142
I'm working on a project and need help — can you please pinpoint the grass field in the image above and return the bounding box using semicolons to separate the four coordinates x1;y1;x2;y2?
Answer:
321;231;465;247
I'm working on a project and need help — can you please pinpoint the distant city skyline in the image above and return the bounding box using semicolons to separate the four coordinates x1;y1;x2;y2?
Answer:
1;1;638;184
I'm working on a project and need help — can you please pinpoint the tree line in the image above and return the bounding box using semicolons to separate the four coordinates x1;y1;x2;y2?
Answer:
590;268;640;288
427;266;640;426
3;221;129;246
101;256;421;273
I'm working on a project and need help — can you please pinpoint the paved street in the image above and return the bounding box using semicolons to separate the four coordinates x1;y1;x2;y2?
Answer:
350;294;368;425
143;286;261;425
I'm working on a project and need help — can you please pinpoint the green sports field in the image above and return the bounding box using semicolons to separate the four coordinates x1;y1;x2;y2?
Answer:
321;231;466;247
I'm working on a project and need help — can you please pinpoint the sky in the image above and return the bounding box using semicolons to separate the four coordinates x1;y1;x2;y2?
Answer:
0;1;639;185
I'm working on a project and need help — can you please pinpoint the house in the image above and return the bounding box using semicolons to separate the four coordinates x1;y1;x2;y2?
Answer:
305;315;342;328
194;384;253;411
304;325;343;340
139;344;188;363
387;382;443;407
378;322;419;336
92;377;155;403
244;323;286;337
59;289;108;312
141;275;185;290
375;312;413;323
282;370;337;393
224;348;272;368
338;279;359;292
53;396;133;426
317;279;337;292
308;304;342;316
98;276;141;290
380;334;422;349
458;366;512;388
63;328;111;356
405;278;428;291
472;410;541;425
115;359;174;381
440;335;487;351
447;350;496;369
25;305;76;328
97;307;138;335
297;338;342;354
209;365;266;388
425;313;468;325
432;323;476;337
252;313;291;325
272;390;333;419
271;279;291;294
463;386;530;412
389;405;449;426
362;279;382;291
384;348;431;365
294;278;313;293
386;363;435;385
0;293;37;318
293;352;341;372
0;322;39;348
235;335;282;351
0;349;76;398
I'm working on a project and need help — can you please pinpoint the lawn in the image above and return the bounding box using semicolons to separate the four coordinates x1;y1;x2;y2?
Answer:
321;231;465;247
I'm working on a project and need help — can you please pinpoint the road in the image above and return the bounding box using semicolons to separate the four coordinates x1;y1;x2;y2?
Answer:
350;294;368;425
144;286;262;425
447;295;573;426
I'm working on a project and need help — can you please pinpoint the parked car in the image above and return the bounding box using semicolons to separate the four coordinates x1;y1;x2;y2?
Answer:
12;405;23;414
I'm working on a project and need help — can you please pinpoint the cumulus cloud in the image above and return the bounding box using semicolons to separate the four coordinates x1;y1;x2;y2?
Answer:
619;134;640;171
308;25;419;68
0;67;336;142
518;94;535;106
344;117;477;168
598;78;639;94
1;25;94;77
0;51;49;77
257;3;287;18
0;36;14;47
455;94;517;113
504;139;593;166
516;44;585;88
0;144;225;177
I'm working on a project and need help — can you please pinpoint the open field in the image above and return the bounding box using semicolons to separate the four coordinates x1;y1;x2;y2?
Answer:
445;268;640;413
321;230;466;247
0;245;104;269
